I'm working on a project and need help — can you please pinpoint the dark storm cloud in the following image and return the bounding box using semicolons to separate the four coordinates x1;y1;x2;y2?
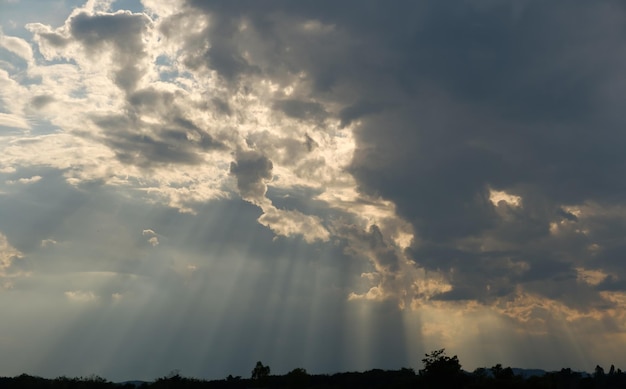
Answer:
93;111;223;167
597;275;626;292
180;0;626;306
38;32;70;48
338;101;388;128
69;11;146;50
104;129;202;166
203;40;259;80
91;84;226;168
69;10;151;91
556;208;579;222
432;286;479;302
245;130;317;167
362;225;401;273
337;223;402;286
230;150;273;200
169;12;260;80
348;3;626;304
273;99;327;121
266;186;325;215
181;0;410;91
30;95;54;109
351;103;504;242
127;87;171;108
211;97;232;116
304;133;317;152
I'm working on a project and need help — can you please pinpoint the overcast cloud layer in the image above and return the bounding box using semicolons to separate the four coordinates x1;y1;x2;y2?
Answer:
2;0;626;381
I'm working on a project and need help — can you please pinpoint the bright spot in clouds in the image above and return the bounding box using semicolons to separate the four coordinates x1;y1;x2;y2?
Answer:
489;189;522;207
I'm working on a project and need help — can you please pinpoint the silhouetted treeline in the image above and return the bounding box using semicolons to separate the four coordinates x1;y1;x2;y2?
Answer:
3;351;626;389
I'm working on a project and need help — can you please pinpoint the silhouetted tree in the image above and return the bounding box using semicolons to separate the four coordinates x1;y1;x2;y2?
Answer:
251;361;270;385
471;367;490;387
491;363;503;378
419;349;465;388
491;364;515;380
420;349;461;376
473;367;488;378
286;368;309;388
594;365;605;378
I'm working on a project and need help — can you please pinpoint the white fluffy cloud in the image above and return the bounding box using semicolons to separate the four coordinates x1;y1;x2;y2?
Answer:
0;0;412;300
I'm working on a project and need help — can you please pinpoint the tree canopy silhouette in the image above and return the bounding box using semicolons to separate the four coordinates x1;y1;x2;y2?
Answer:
419;348;465;387
251;361;270;381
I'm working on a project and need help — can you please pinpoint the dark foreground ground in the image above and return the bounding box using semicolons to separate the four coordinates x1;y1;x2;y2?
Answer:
2;350;624;388
2;368;624;389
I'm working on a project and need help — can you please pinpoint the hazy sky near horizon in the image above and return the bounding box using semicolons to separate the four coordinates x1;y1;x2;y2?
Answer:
2;0;626;381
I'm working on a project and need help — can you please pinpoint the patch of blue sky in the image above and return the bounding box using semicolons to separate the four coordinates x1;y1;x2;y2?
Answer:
0;47;28;72
0;123;29;134
0;0;86;37
24;118;59;136
0;59;18;73
110;0;144;14
155;54;170;66
11;71;42;86
155;55;181;83
29;41;80;67
69;84;87;99
171;71;197;91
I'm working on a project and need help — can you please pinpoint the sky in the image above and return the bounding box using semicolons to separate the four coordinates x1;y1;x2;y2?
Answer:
1;0;626;382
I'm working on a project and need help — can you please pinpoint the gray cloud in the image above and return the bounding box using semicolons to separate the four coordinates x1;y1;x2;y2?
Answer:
30;95;54;109
38;32;70;48
230;150;273;201
4;0;626;380
245;130;316;167
180;0;626;310
94;115;202;167
69;11;146;51
91;85;226;168
273;99;327;122
338;101;388;128
69;10;151;91
211;97;232;116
